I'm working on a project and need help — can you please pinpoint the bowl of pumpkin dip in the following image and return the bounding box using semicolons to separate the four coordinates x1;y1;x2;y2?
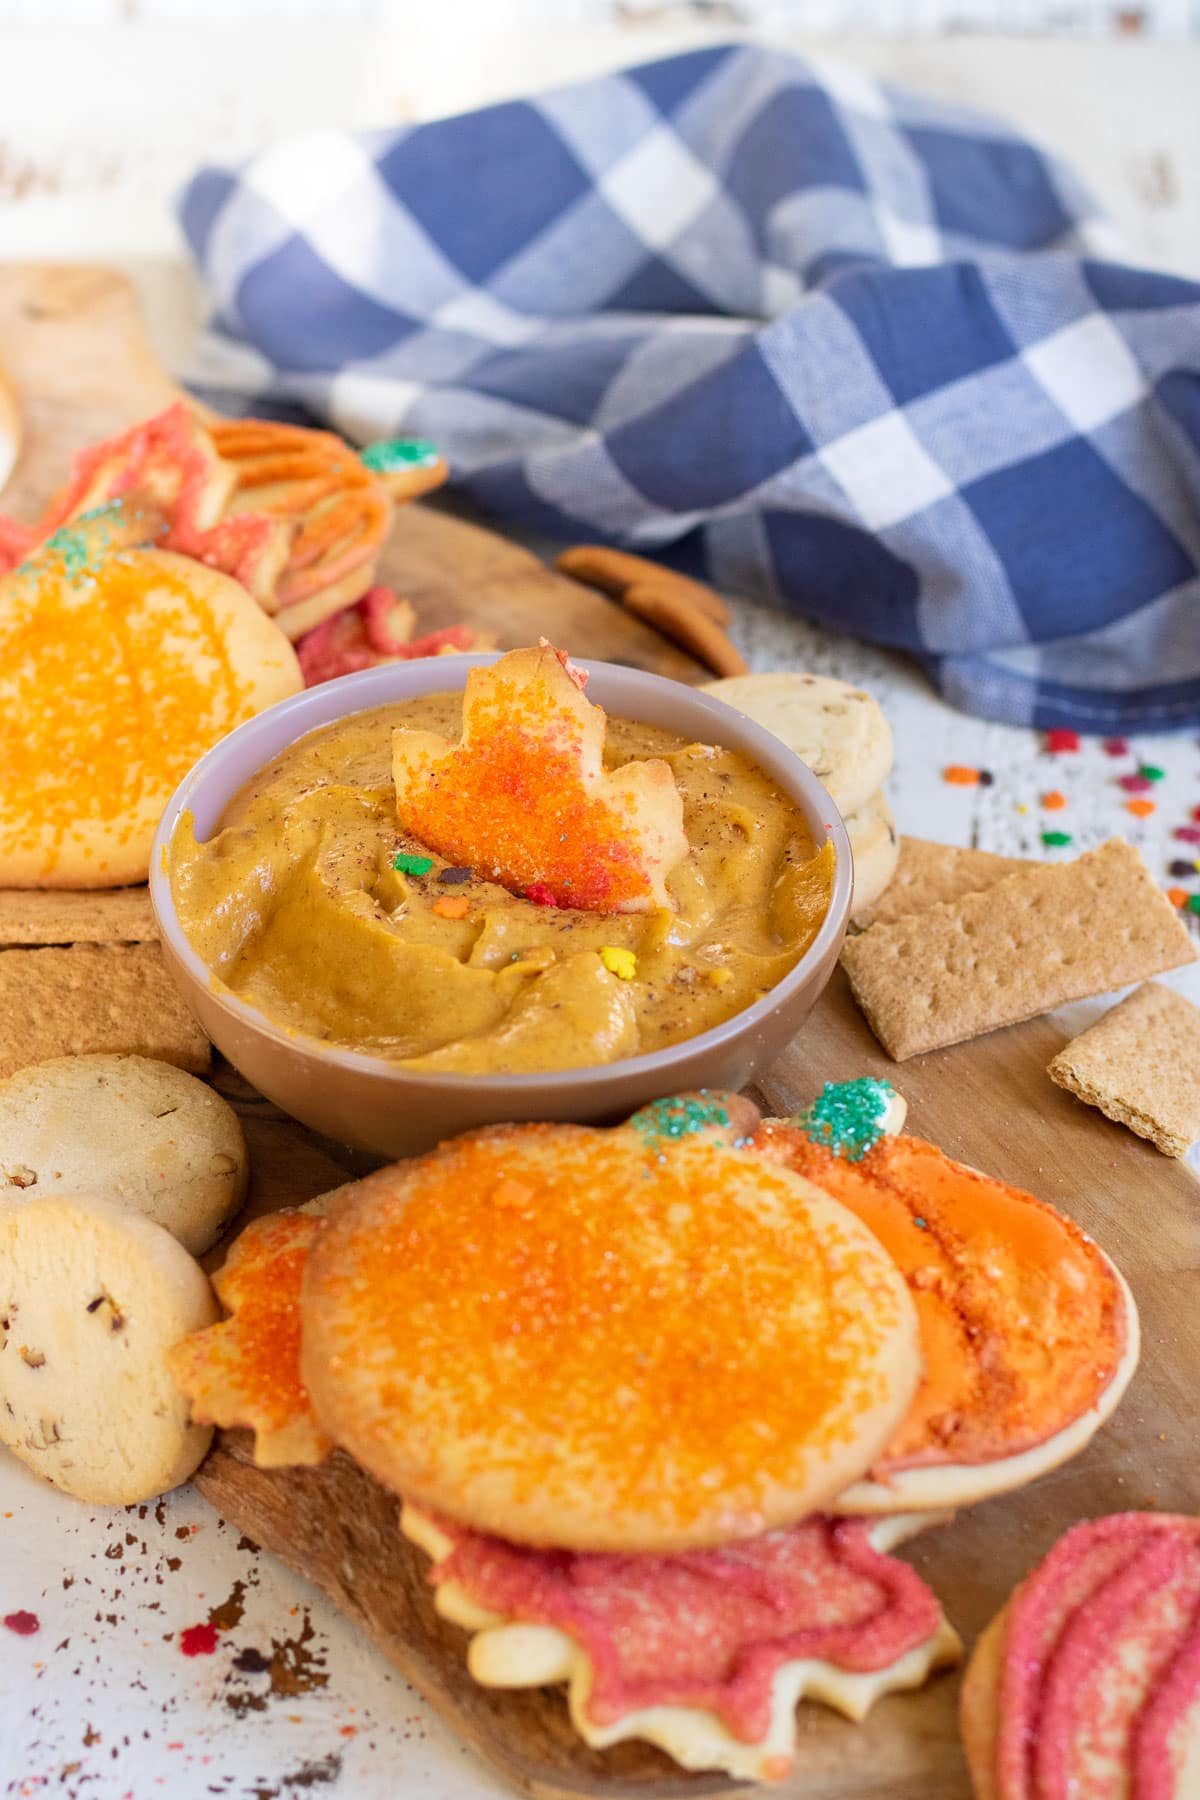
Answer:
151;653;851;1157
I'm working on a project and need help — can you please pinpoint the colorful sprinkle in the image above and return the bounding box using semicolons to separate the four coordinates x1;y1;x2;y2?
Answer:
1190;896;1200;917
360;437;442;473
437;865;472;885
1125;798;1156;818
796;1078;898;1164
1118;773;1153;793
1139;764;1165;783
1168;860;1197;878
523;883;560;908
1192;807;1200;824
1041;830;1073;847
600;946;638;981
977;769;995;787
1168;887;1189;908
433;895;469;919
943;765;983;786
1103;737;1130;756
393;852;434;877
1042;791;1067;811
1015;802;1029;815
629;1094;732;1149
3;1611;39;1636
1045;728;1080;754
1176;828;1200;846
179;1623;220;1657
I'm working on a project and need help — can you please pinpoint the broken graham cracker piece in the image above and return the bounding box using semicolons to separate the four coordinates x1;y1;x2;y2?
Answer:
0;886;155;945
0;942;209;1078
841;838;1196;1062
853;838;1031;929
1048;982;1200;1157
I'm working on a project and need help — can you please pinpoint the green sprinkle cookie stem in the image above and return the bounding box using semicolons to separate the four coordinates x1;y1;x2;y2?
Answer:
797;1078;897;1162
361;438;442;473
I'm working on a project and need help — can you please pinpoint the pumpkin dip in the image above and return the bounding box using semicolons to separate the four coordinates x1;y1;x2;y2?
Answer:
168;692;834;1074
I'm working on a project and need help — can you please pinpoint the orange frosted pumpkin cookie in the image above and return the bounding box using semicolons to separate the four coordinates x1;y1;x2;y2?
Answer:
300;1094;921;1552
752;1080;1138;1513
0;522;302;887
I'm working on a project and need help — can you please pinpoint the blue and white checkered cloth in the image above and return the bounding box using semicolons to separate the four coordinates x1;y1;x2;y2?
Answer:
180;44;1200;732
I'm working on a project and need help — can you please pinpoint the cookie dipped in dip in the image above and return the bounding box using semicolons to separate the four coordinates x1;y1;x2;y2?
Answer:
168;645;835;1074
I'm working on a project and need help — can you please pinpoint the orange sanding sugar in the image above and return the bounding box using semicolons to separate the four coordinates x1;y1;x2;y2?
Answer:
0;549;255;875
305;1127;909;1536
752;1126;1125;1472
168;1212;330;1464
1125;797;1157;818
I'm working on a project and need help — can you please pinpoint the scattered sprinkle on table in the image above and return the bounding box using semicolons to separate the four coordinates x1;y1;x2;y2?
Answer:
1167;887;1189;908
393;852;434;876
1139;764;1165;783
1103;737;1130;756
1045;728;1080;754
1176;827;1200;846
1190;895;1200;917
600;946;638;980
1119;773;1154;793
1041;830;1073;848
3;1610;39;1636
1125;798;1156;818
1042;790;1067;811
433;895;470;919
178;1622;220;1657
1168;859;1198;878
943;764;984;786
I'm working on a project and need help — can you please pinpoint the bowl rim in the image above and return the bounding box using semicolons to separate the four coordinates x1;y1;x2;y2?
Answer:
150;654;853;1093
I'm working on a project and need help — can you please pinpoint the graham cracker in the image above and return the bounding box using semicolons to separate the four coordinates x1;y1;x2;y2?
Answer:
0;942;209;1079
853;838;1031;929
1048;982;1200;1157
0;886;155;945
840;838;1197;1062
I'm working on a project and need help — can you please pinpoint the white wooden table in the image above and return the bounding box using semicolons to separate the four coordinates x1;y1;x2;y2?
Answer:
2;20;1200;1800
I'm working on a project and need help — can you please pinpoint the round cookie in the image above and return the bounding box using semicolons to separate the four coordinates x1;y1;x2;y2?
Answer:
700;672;893;817
845;790;899;922
0;539;302;888
0;1054;247;1256
0;1193;217;1503
301;1101;921;1553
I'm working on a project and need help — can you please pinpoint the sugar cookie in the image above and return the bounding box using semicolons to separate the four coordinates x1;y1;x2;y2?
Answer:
701;672;893;817
0;1194;217;1503
0;1054;246;1254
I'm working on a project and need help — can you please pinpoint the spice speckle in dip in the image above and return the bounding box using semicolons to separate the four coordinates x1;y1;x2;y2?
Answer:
169;649;834;1074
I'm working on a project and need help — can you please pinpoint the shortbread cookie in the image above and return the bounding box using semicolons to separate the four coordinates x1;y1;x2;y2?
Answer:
0;1054;246;1254
392;644;687;913
854;838;1030;930
961;1514;1200;1800
841;839;1196;1061
754;1108;1138;1513
0;1193;217;1503
302;1095;920;1552
0;942;210;1080
1048;981;1200;1157
846;790;899;922
404;1503;960;1784
0;536;302;887
700;672;892;818
0;885;155;946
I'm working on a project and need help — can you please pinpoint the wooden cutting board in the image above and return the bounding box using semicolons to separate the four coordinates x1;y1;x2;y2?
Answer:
5;261;1199;1798
193;972;1200;1800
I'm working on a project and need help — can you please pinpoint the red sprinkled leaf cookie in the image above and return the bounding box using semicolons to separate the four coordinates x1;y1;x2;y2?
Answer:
391;643;689;913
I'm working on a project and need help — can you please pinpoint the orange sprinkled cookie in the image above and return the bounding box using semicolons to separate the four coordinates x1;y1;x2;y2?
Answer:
169;1210;331;1468
300;1095;921;1552
0;530;302;887
753;1083;1138;1513
391;643;689;913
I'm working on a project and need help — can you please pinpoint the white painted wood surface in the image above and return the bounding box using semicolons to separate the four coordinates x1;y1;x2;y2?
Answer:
2;20;1200;1800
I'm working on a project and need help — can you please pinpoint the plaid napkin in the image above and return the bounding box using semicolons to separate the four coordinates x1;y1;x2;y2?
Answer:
180;44;1200;732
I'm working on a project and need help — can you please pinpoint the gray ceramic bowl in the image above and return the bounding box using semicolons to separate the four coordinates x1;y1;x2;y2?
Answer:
151;656;852;1157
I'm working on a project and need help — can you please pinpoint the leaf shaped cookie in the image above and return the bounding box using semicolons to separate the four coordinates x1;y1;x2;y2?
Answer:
168;1209;331;1468
391;645;688;913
